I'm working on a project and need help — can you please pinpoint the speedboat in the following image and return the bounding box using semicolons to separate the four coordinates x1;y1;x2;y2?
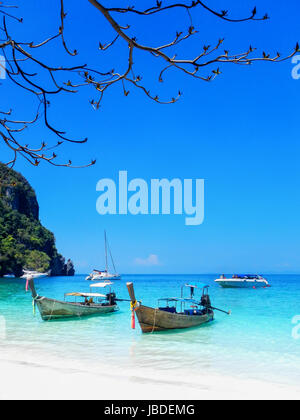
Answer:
21;270;49;279
86;231;121;281
215;274;270;289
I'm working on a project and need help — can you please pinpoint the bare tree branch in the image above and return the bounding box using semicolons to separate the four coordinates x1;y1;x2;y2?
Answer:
0;0;298;169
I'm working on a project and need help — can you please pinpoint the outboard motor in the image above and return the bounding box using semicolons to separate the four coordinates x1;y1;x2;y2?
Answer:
201;293;211;310
106;292;117;306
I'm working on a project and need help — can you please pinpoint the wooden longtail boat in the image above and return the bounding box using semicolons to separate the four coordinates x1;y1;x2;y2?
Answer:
28;278;119;321
127;282;230;333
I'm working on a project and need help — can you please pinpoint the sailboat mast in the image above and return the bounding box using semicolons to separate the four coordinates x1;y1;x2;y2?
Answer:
104;230;108;272
108;241;117;274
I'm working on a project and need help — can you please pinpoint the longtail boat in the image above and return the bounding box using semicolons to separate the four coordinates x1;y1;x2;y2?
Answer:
127;282;230;333
28;277;119;321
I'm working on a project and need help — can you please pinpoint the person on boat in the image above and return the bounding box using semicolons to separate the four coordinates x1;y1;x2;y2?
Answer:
88;297;94;305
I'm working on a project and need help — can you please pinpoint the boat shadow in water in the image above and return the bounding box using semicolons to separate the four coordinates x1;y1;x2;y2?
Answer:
129;321;218;372
139;317;216;336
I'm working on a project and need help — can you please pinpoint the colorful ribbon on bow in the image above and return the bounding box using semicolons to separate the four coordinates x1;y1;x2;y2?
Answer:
130;300;138;329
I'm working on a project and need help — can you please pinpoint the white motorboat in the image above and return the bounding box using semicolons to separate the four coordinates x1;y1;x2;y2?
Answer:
215;274;270;289
21;270;49;279
86;231;121;281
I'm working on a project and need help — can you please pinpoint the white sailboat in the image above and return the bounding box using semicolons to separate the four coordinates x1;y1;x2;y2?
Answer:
86;231;121;281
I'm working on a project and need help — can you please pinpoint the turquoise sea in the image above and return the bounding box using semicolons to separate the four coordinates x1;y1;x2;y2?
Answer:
0;274;300;387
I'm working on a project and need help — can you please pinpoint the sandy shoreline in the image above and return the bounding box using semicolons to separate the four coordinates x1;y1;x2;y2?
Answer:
0;355;299;400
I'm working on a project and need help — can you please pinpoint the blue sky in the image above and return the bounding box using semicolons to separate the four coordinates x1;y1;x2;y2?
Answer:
1;0;300;274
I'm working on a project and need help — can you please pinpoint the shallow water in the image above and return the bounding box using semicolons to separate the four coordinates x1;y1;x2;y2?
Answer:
0;274;299;386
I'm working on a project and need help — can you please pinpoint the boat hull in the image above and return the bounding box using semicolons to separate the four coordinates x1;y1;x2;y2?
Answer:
21;272;48;279
95;275;121;281
35;297;118;321
87;275;121;281
135;305;214;333
215;280;270;289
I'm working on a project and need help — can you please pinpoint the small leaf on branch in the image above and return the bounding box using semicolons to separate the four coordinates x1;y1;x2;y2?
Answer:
212;68;221;75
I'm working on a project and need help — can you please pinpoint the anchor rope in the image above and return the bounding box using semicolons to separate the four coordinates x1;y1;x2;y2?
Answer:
151;308;158;334
48;300;56;322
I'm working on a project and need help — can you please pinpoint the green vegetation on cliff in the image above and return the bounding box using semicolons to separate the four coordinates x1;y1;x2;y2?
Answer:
0;163;74;277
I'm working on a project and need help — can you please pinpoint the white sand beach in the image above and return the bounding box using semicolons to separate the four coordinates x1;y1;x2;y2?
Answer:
0;354;299;400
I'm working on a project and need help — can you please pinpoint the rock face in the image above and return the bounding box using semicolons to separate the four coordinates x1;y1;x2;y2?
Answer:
50;256;75;277
0;163;75;277
4;184;39;220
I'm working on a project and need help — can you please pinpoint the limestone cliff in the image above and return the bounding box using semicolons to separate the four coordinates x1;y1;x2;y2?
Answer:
0;163;75;277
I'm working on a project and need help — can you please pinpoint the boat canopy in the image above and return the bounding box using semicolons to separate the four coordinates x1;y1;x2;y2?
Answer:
90;282;113;288
65;292;107;298
159;297;202;305
185;283;209;289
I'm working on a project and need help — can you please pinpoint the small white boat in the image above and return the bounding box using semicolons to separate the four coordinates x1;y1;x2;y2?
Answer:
3;274;15;278
86;270;121;281
86;231;121;281
20;270;49;279
215;274;270;289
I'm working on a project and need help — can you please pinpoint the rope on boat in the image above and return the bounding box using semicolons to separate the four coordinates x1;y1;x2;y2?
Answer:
151;309;158;334
48;300;56;322
32;295;55;321
32;295;43;317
